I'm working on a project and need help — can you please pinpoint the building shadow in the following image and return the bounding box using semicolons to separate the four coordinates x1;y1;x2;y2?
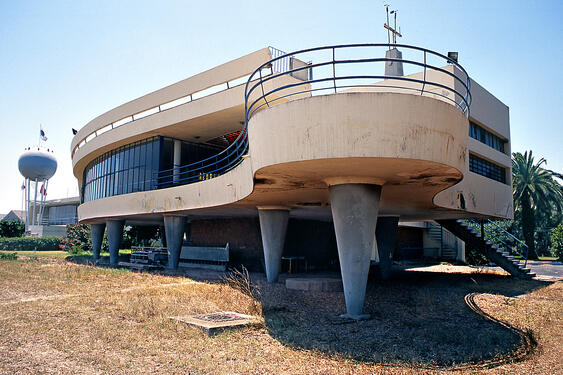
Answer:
260;269;550;367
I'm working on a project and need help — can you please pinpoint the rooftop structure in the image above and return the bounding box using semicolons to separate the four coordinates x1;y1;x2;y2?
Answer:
71;44;516;319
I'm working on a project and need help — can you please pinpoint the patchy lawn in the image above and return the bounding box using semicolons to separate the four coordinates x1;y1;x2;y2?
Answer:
0;257;561;374
0;250;68;258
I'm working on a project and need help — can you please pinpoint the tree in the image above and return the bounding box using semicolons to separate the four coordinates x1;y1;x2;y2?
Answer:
512;151;563;259
0;220;25;237
552;223;563;261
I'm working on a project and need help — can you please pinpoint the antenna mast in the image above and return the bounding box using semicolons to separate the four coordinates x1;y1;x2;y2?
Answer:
383;5;402;49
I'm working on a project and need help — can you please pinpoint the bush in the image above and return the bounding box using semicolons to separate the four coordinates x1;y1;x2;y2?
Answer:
0;220;25;238
0;237;62;251
0;252;17;260
551;223;563;261
60;224;91;252
465;246;489;266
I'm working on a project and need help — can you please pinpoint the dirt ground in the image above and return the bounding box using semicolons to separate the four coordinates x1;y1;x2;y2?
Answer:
0;257;561;374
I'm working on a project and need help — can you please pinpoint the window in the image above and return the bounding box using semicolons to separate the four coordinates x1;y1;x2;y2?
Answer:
469;154;506;184
469;121;505;153
82;136;224;202
82;137;161;202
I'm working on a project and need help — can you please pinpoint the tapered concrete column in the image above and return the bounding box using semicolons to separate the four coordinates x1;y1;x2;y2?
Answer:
258;208;289;283
90;223;105;262
375;216;399;281
106;220;124;266
164;215;185;269
329;184;381;320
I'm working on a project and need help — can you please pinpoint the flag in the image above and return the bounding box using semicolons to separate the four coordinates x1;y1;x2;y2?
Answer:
40;125;47;141
40;183;47;196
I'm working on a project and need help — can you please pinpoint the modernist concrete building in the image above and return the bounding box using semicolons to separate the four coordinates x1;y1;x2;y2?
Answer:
71;44;519;319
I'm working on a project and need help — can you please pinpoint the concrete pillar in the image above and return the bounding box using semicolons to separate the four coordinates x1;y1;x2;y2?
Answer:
90;223;106;262
159;225;166;247
385;48;404;77
164;215;185;269
329;184;381;320
258;208;289;283
173;139;181;184
375;216;399;281
184;221;192;243
106;220;124;266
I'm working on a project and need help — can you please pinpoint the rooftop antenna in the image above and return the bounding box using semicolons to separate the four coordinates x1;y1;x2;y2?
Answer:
384;5;402;49
383;4;404;77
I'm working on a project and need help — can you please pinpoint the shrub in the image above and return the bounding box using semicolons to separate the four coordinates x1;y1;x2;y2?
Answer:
0;220;25;238
0;252;17;260
60;224;91;252
0;237;62;251
465;246;489;266
551;223;563;261
67;244;85;255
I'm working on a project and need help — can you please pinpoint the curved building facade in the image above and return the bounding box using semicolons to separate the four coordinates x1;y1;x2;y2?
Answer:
71;45;513;319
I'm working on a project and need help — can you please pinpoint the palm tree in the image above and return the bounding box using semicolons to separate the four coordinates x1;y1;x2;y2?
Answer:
512;151;563;259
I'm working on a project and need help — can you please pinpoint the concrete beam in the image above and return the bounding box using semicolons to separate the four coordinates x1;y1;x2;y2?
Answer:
258;208;289;283
375;216;399;280
329;183;381;320
90;223;105;262
106;220;124;266
164;215;185;269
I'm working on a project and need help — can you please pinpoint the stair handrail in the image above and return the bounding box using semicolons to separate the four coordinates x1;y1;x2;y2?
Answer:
468;219;528;267
485;219;529;266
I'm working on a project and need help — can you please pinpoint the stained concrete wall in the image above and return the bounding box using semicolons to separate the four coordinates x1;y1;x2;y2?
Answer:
434;77;513;219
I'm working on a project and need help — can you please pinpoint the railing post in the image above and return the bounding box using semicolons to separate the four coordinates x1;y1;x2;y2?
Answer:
259;69;269;108
332;47;337;94
421;50;427;95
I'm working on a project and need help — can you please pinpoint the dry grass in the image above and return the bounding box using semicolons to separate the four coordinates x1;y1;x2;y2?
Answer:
0;257;561;375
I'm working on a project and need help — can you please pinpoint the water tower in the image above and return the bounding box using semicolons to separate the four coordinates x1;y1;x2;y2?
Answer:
18;146;57;232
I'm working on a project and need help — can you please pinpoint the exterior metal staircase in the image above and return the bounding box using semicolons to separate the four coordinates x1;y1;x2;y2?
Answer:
437;219;535;279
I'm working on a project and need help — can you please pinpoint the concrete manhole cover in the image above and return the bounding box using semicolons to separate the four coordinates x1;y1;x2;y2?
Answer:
170;311;259;336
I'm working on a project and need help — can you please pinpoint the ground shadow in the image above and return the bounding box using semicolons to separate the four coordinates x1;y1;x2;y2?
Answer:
260;269;551;367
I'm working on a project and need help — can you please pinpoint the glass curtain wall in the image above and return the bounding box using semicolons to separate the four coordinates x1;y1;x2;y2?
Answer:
82;137;160;202
82;136;223;203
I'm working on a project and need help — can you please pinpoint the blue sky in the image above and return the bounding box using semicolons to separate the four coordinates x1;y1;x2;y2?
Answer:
0;0;562;213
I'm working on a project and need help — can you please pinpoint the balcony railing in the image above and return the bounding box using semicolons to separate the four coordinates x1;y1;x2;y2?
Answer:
245;43;471;123
125;44;472;191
